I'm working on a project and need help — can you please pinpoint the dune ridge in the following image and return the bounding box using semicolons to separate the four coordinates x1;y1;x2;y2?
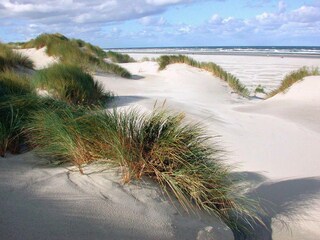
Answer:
1;47;319;239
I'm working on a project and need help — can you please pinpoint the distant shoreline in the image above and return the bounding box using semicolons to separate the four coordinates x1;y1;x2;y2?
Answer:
105;46;320;59
110;51;320;59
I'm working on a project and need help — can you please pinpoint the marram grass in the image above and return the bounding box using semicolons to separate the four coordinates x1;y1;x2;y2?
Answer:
0;106;22;157
268;66;320;97
106;51;135;63
0;43;34;71
22;33;131;78
157;55;249;97
0;69;32;96
27;106;261;230
32;63;113;106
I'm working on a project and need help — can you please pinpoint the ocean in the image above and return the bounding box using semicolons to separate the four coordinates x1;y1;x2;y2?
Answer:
106;46;320;58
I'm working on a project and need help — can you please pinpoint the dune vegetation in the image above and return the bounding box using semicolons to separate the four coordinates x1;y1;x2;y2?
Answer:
268;66;320;97
26;104;260;229
32;63;113;106
0;71;31;156
157;55;250;97
0;69;261;233
21;33;131;78
105;51;135;63
0;43;34;71
0;34;263;236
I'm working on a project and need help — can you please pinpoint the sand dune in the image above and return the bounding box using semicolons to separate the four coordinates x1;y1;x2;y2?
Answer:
0;152;233;240
16;47;58;69
2;49;320;239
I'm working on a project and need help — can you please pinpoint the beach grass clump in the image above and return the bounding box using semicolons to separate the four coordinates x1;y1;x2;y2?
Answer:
0;106;22;157
201;62;249;97
0;69;32;96
141;57;150;62
0;43;34;71
27;106;259;227
27;104;93;169
22;33;131;78
70;38;107;59
268;66;320;97
157;55;249;97
158;55;201;70
105;51;135;63
0;69;33;156
0;92;83;157
32;63;113;106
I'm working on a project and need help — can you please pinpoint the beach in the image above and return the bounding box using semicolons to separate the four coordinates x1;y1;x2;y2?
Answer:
1;48;320;239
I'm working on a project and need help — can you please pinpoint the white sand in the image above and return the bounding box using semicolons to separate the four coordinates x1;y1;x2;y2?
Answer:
0;152;232;240
2;49;320;239
97;57;320;239
16;47;58;69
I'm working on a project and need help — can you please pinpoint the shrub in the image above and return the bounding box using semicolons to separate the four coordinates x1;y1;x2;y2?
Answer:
0;43;34;71
268;66;320;97
32;64;113;106
157;55;249;97
105;51;135;63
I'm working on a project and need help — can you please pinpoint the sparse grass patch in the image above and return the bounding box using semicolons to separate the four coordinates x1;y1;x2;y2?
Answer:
254;85;266;95
268;66;320;97
0;43;34;71
105;51;135;63
141;57;150;62
158;55;200;70
157;55;249;97
32;63;113;106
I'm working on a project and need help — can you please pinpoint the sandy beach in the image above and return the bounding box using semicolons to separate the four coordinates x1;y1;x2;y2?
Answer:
1;49;320;239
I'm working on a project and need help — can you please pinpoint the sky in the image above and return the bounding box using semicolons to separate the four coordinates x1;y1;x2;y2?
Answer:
0;0;319;47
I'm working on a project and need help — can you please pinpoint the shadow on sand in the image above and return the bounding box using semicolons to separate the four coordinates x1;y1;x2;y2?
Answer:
233;172;320;240
107;95;148;108
94;71;145;80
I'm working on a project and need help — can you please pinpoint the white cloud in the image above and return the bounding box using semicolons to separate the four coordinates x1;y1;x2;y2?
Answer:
278;1;287;13
0;0;202;23
206;2;320;38
0;0;208;41
139;16;168;26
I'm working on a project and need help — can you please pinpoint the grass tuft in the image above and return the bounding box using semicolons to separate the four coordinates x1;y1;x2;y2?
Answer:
0;106;22;157
32;63;113;106
0;43;34;71
268;66;320;97
0;69;32;96
105;51;135;63
27;106;261;229
157;55;249;97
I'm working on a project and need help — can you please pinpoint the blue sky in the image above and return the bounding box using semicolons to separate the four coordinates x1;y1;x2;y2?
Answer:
0;0;319;47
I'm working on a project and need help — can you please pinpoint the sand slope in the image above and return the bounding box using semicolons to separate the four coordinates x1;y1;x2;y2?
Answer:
0;152;232;240
16;47;58;69
98;60;320;239
1;50;320;239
